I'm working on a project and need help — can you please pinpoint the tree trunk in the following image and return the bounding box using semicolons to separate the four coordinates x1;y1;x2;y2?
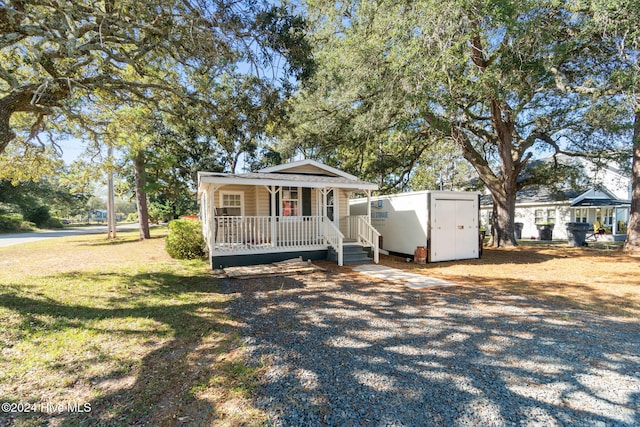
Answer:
0;92;31;155
133;152;151;240
487;185;518;247
624;108;640;252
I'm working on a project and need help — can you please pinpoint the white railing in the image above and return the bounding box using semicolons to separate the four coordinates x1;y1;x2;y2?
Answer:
213;215;375;266
274;216;324;248
354;216;380;263
323;217;344;266
214;216;324;252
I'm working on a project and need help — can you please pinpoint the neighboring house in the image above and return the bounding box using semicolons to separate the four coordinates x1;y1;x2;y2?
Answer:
480;155;631;241
198;159;381;268
90;209;108;222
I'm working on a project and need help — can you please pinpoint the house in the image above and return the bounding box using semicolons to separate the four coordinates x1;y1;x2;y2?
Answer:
197;160;381;268
480;155;631;241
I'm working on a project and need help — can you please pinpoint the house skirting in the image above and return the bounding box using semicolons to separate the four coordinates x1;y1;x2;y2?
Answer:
211;249;329;269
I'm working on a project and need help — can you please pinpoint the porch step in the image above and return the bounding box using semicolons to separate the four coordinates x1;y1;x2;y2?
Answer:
327;244;372;265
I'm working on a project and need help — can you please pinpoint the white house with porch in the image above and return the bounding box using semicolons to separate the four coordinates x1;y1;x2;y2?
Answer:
480;155;631;241
198;159;380;268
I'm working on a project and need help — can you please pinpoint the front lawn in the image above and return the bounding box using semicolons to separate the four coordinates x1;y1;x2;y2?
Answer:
2;230;638;426
0;228;267;426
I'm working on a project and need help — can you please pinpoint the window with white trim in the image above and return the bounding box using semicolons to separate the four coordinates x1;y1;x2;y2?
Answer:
219;192;243;216
281;187;299;217
574;208;587;223
602;207;613;226
535;208;556;224
326;189;335;221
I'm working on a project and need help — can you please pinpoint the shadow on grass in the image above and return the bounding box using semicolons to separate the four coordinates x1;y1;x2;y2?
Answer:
78;234;166;247
0;268;259;426
218;270;640;426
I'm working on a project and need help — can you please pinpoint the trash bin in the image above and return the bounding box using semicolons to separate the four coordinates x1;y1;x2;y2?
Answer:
536;223;554;241
514;222;523;240
566;222;591;247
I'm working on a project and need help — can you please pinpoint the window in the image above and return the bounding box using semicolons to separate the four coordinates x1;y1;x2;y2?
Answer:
281;187;299;217
326;190;335;221
574;208;587;223
535;208;556;224
602;207;613;226
546;209;556;224
220;192;243;216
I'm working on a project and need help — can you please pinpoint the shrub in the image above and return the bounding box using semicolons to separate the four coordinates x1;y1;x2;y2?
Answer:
165;219;206;260
41;217;64;229
23;205;51;227
0;214;35;232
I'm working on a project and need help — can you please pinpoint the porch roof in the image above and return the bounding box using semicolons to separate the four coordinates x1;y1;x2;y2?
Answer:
571;198;631;207
198;171;379;191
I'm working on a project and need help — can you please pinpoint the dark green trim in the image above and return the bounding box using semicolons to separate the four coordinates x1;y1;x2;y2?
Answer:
302;187;312;216
211;250;328;269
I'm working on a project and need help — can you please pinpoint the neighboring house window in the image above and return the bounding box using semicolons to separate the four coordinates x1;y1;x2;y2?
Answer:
535;208;556;224
546;209;556;224
220;192;243;216
602;207;613;226
575;208;587;223
281;187;299;217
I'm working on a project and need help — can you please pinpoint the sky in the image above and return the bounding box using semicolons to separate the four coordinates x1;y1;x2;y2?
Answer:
58;138;86;165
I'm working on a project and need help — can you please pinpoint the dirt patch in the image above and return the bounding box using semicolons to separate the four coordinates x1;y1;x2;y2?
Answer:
372;245;640;317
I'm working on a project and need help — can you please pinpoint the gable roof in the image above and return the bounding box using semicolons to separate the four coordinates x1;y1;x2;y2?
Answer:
480;186;583;206
480;185;630;207
198;170;378;191
571;187;630;207
257;159;359;181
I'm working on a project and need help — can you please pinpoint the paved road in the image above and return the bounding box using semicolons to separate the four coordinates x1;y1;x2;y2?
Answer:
0;223;140;248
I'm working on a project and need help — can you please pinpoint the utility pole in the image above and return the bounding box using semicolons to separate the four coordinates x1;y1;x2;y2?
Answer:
107;145;117;239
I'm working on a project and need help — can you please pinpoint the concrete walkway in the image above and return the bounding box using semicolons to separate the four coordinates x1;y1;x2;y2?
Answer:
352;264;454;289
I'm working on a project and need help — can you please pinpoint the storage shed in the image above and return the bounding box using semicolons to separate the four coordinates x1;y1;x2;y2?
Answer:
350;191;480;262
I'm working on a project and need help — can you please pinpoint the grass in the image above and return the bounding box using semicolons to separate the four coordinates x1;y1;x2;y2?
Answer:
2;231;638;425
0;228;268;426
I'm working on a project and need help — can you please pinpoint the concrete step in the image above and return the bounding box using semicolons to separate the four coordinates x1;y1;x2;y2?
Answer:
328;245;372;265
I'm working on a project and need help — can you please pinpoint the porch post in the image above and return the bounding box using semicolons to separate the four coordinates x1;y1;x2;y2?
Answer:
210;185;217;251
322;188;328;218
613;207;619;234
269;185;277;247
366;190;372;222
346;191;351;238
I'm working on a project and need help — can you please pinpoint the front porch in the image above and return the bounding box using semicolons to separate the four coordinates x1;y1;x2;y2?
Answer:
208;214;380;268
198;159;381;268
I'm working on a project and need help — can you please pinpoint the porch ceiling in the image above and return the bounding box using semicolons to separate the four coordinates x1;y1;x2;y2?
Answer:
198;171;378;191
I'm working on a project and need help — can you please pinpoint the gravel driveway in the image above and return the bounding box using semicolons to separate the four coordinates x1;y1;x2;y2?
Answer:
222;265;640;426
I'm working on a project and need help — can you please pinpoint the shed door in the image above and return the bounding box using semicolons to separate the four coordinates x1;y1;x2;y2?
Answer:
454;200;478;259
431;200;457;262
430;199;478;262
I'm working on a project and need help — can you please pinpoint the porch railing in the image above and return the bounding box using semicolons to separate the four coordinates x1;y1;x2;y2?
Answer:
351;215;380;263
323;217;344;266
214;216;325;251
212;215;374;267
